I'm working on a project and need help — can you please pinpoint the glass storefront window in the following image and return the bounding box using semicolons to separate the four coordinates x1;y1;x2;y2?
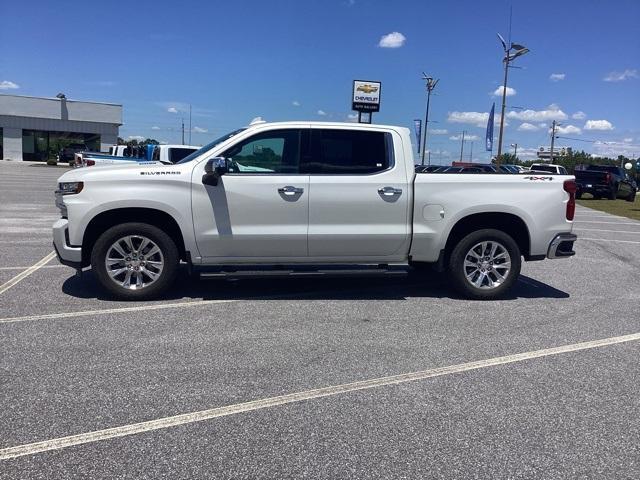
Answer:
22;130;101;161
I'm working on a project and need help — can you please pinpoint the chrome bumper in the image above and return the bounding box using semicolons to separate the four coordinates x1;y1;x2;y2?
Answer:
547;233;577;259
52;218;82;267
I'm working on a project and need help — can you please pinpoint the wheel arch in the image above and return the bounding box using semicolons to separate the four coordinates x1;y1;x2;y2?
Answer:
81;208;187;267
443;212;531;262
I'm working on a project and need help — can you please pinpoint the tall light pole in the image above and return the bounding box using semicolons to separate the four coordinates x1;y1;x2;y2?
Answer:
496;33;529;165
459;130;466;162
421;73;439;165
511;143;518;158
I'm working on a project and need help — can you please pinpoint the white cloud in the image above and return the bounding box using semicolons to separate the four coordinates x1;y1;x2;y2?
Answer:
292;100;301;107
584;119;614;131
491;86;516;97
623;138;633;143
603;69;638;82
449;134;479;141
167;107;178;113
554;125;581;135
192;126;208;133
517;122;539;132
507;104;568;122
347;113;358;122
127;135;145;142
430;129;448;135
151;126;161;130
378;31;406;48
317;109;327;116
447;111;505;128
538;123;547;129
549;73;565;82
593;141;638;158
517;147;542;161
0;80;19;90
571;111;586;120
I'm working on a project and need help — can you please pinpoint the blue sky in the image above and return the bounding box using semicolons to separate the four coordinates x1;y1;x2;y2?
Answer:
1;0;639;161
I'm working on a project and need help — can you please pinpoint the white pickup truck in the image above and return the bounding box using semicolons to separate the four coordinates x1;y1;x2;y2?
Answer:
74;144;199;167
53;121;577;300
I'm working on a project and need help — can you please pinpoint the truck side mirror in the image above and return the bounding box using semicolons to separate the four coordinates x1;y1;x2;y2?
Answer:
202;157;228;186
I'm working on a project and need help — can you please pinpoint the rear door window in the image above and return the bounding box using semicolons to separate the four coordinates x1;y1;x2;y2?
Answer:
304;129;392;174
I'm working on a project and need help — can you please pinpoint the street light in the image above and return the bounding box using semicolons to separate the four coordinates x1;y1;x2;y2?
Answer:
421;73;439;165
510;143;518;158
496;34;529;165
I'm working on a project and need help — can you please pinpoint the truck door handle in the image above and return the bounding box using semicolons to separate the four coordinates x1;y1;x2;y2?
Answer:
278;186;304;195
378;186;402;196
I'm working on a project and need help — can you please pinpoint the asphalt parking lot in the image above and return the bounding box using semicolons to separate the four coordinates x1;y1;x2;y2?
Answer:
1;160;639;479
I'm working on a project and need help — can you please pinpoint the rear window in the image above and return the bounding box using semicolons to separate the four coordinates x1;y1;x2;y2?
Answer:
169;148;198;163
304;129;392;174
531;164;557;173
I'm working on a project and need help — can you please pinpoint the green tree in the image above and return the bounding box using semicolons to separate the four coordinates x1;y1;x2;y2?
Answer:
493;153;519;165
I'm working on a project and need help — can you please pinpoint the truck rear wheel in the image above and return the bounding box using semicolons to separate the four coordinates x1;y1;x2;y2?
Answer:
91;222;179;300
449;229;521;300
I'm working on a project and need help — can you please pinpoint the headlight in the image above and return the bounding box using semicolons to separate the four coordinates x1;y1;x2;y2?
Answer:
57;181;84;195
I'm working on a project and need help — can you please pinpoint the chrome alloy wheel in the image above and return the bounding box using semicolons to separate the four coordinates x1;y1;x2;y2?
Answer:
104;235;164;290
463;240;511;290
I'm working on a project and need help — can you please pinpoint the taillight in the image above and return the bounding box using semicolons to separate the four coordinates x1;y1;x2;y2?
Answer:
85;159;95;166
605;172;612;184
563;179;577;221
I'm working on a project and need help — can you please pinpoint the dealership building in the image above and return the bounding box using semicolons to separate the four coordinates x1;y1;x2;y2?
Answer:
0;94;122;161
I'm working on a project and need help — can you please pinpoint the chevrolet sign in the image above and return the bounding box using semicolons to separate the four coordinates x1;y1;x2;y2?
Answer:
352;80;381;112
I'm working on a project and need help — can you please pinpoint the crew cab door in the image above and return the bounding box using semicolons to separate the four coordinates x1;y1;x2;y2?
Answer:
304;127;410;259
192;128;309;259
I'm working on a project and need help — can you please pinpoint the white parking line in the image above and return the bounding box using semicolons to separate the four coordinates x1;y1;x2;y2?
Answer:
0;265;66;271
0;252;57;295
0;299;236;325
580;238;640;244
574;228;640;234
575;221;640;226
1;331;638;460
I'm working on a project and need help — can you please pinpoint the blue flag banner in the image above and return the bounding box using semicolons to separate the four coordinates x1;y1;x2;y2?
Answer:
486;103;495;151
414;119;422;154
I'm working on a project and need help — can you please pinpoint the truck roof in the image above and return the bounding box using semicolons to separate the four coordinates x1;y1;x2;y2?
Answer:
245;121;408;131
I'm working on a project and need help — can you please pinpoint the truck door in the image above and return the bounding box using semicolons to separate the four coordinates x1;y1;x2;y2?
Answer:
192;128;310;259
304;128;410;259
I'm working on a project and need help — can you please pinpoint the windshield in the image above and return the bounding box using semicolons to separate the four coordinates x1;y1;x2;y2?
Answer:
176;128;247;164
531;164;557;173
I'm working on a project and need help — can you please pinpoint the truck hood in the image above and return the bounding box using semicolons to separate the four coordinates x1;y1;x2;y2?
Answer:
57;162;183;183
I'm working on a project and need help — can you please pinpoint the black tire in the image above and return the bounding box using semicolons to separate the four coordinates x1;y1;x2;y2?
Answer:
91;222;179;300
593;195;601;200
608;188;617;200
627;190;636;203
448;229;521;300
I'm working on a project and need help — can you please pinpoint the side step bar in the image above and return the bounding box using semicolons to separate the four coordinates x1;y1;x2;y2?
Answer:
198;265;409;280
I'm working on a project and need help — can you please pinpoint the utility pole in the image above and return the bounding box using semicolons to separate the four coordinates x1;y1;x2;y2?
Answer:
469;141;474;161
188;104;192;145
421;73;439;165
549;120;558;164
459;130;466;162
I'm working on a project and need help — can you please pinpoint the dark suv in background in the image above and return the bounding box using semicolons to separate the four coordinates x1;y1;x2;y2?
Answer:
58;143;87;166
574;165;637;201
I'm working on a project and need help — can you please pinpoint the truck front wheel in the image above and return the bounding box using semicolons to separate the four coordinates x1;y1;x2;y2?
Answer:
449;229;521;300
91;222;179;300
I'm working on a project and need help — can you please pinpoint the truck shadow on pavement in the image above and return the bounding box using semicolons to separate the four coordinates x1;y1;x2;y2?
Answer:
61;270;570;302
